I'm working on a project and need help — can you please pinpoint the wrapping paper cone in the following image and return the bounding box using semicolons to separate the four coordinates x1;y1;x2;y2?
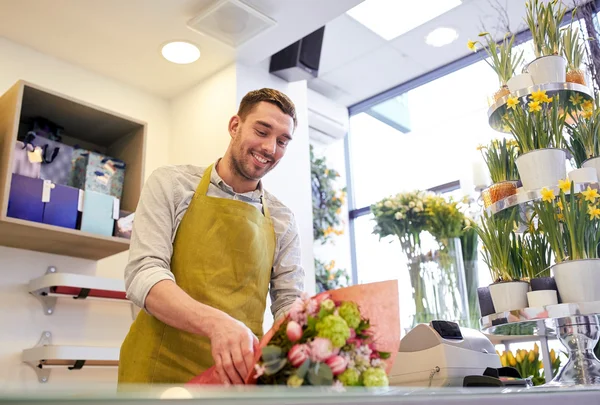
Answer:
187;280;400;386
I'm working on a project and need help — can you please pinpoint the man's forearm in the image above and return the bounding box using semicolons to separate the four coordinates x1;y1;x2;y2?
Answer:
145;279;225;337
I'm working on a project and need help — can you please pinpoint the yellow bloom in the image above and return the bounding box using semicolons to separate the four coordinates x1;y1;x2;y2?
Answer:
583;99;594;111
476;144;486;151
528;350;536;363
502;123;512;132
588;205;600;220
516;352;523;363
336;208;341;215
506;96;519;110
529;100;542;112
558;179;572;194
582;186;599;203
325;169;329;176
550;349;556;363
544;95;553;103
509;356;516;367
557;212;565;221
541;187;555;203
507;139;518;147
531;90;547;103
534;343;539;354
467;40;476;51
557;200;563;211
583;110;593;119
570;94;583;106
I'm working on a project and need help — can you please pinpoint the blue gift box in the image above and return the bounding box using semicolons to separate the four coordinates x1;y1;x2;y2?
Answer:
79;190;117;237
7;174;44;223
43;183;79;229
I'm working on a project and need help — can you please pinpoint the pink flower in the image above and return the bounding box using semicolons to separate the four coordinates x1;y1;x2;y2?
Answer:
288;344;310;367
286;321;303;342
254;364;265;378
306;299;319;316
288;298;307;325
349;329;356;339
325;355;348;376
310;338;334;362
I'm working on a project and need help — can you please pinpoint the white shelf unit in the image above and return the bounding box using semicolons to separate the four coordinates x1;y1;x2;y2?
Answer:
22;331;119;383
28;266;131;315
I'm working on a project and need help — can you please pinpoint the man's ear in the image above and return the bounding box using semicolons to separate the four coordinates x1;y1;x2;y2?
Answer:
228;115;241;138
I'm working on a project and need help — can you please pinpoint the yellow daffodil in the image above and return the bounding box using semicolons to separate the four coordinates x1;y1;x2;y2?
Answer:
570;93;583;106
583;99;594;111
582;186;599;203
558;179;572;194
583;110;593;119
529;100;542;113
506;96;519;110
531;90;547;103
543;95;553;103
588;205;600;220
557;200;564;211
557;212;565;221
541;187;555;202
467;40;476;51
502;123;512;132
476;144;486;151
507;139;518;147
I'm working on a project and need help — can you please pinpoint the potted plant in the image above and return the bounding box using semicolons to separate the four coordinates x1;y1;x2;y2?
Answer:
471;208;529;312
468;33;523;101
519;223;558;306
525;0;568;84
561;12;586;85
479;139;520;206
502;91;569;190
533;180;600;303
566;97;600;182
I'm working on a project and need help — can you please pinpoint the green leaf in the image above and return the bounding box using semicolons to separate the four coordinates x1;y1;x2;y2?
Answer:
261;345;283;363
295;359;311;379
379;351;392;360
263;358;287;376
307;363;334;386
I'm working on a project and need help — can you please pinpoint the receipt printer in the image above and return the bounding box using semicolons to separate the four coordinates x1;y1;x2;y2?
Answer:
389;320;501;387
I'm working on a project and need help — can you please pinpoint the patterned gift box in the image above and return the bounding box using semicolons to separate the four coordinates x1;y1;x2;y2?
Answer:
31;134;74;186
69;149;126;200
12;137;41;179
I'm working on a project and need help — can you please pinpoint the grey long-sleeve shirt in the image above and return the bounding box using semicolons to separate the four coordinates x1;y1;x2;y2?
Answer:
124;163;305;321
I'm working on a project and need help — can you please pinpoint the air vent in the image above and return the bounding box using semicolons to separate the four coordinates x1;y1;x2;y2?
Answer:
187;0;276;48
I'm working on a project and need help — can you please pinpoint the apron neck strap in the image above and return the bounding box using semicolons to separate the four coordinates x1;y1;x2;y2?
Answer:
200;164;271;219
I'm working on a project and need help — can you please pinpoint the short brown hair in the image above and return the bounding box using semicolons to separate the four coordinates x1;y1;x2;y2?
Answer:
238;88;297;129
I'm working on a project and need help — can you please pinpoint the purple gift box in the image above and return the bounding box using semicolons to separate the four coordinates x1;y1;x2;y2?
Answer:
7;174;44;223
43;183;80;229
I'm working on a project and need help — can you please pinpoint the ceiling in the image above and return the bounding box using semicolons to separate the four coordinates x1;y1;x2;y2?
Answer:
0;0;362;99
311;0;547;106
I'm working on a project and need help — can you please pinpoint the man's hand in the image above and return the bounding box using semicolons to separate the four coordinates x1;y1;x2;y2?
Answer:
208;314;259;385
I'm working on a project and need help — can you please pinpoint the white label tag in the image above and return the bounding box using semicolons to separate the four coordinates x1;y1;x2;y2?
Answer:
113;198;120;220
42;180;54;203
28;146;43;164
78;190;84;212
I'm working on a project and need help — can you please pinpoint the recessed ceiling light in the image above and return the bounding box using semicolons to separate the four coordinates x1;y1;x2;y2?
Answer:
425;27;459;47
346;0;462;41
161;41;200;64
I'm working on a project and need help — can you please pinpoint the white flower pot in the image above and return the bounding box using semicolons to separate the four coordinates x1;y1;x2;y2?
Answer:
582;157;600;184
489;281;529;312
515;149;567;191
507;73;534;93
552;259;600;303
526;55;567;85
527;290;558;308
568;167;598;184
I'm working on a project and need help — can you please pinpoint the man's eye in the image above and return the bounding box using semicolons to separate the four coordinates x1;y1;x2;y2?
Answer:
278;140;288;147
256;130;266;136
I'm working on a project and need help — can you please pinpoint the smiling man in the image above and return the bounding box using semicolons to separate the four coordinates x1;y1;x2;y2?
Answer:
118;89;305;385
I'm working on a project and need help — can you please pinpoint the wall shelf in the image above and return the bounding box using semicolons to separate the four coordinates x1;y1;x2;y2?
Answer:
0;80;147;260
29;266;129;315
22;331;119;383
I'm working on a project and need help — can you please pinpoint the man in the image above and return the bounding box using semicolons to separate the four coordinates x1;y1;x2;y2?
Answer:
118;88;305;385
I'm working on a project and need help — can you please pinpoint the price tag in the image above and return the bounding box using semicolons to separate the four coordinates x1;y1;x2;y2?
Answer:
27;146;43;164
42;180;55;203
78;190;84;212
113;197;120;220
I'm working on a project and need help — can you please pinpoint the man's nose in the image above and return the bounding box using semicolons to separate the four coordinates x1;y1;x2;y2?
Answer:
261;137;277;156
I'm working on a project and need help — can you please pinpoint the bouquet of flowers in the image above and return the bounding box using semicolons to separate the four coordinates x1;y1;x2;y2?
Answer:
188;281;400;388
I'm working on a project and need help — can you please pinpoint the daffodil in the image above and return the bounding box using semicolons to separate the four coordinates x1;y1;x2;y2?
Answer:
583;110;593;119
583;99;594;111
582;186;599;203
506;96;519;110
528;100;542;113
557;212;565;221
476;144;486;151
588;205;600;220
558;179;572;194
467;40;477;51
557;200;563;211
543;95;553;103
502;123;512;132
541;187;555;203
531;90;547;103
570;93;583;106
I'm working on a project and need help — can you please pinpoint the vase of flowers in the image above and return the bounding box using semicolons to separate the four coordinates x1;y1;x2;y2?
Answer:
468;33;523;102
479;139;520;205
533;181;600;303
525;0;568;85
503;91;568;191
315;259;350;293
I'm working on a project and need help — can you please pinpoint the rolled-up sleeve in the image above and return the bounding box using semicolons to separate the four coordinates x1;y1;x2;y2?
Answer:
270;214;305;320
124;167;177;310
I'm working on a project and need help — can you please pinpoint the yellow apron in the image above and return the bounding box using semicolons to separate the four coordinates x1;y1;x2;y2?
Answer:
118;164;275;384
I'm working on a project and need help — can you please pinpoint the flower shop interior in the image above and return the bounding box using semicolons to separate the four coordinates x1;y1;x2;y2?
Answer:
2;0;600;403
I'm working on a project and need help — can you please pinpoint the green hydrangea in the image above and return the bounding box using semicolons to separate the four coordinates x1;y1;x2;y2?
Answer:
338;302;361;329
320;299;335;313
316;315;350;348
287;375;304;387
338;368;361;386
361;367;389;387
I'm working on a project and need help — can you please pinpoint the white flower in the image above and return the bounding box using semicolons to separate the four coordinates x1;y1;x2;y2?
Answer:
384;201;393;208
371;358;382;367
377;202;383;208
394;212;404;220
416;201;424;210
409;202;416;208
413;207;422;213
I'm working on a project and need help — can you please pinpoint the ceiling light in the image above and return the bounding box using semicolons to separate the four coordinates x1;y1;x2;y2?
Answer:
161;41;200;64
425;27;459;47
346;0;462;41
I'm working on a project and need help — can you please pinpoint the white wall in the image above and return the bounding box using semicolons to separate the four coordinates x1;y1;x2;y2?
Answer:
0;37;171;387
